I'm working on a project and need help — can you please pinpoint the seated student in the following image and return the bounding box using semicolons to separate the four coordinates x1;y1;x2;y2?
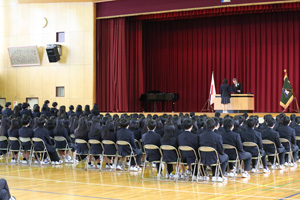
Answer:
75;105;83;118
88;117;102;168
53;118;72;162
277;116;299;166
33;117;61;165
213;117;223;135
41;104;50;118
91;103;100;116
67;105;75;119
74;117;93;167
50;102;58;117
18;115;34;164
101;120;117;169
177;118;199;180
290;114;297;128
218;118;225;133
200;118;228;181
261;118;285;169
32;104;40;119
129;119;141;148
2;102;13;117
222;118;252;178
0;178;16;200
142;120;162;172
20;103;32;117
7;119;21;163
0;116;9;155
161;124;179;178
293;116;300;162
83;105;91;116
240;118;269;173
116;118;142;171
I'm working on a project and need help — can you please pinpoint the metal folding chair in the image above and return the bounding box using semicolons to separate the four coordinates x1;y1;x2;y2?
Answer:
19;137;34;165
199;146;224;182
117;140;137;171
8;137;22;164
32;137;51;166
54;136;71;160
178;146;198;182
243;142;262;172
74;139;90;169
262;139;280;168
88;139;104;170
0;136;9;164
101;140;118;171
142;144;163;180
223;144;241;176
280;138;294;165
160;145;180;180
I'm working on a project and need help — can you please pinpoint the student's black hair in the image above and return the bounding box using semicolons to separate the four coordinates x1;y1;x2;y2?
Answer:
37;117;46;128
75;117;89;138
183;118;193;130
89;118;101;138
290;114;296;121
69;105;74;111
5;102;11;108
282;116;290;125
9;118;20;132
45;119;55;130
266;118;275;127
119;118;129;128
76;105;83;113
33;104;40;112
295;116;300;125
21;115;31;126
44;100;50;105
21;103;28;109
147;119;157;131
57;106;67;118
206;118;216;131
52;102;58;107
12;106;20;117
224;118;234;132
129;119;139;130
246;118;255;128
91;103;100;116
213;117;220;126
162;124;176;142
83;105;91;115
223;78;228;84
215;112;221;118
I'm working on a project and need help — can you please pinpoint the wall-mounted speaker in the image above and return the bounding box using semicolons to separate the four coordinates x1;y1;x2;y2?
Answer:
46;44;61;63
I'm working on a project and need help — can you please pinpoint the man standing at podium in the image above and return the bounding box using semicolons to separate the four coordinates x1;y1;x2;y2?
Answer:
232;78;243;94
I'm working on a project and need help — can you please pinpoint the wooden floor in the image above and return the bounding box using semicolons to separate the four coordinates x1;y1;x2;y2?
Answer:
2;159;300;200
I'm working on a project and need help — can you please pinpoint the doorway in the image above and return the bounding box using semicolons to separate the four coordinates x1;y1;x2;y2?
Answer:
26;98;39;110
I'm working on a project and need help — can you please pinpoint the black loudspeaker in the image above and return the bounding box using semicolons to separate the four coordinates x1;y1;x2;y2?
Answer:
46;44;60;62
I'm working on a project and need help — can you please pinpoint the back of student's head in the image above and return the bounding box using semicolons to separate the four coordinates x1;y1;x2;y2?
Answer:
183;118;193;130
9;118;20;131
215;112;221;118
37;117;46;128
129;119;139;130
223;78;228;84
295;116;300;125
213;117;219;127
119;118;129;128
266;118;275;127
147;119;157;131
246;118;255;128
206;118;216;131
21;115;31;126
224;118;234;132
290;114;296;121
282;116;290;125
162;124;175;142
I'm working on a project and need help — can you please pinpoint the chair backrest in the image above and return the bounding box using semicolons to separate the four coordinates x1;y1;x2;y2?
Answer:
88;139;101;145
144;144;159;150
75;139;88;144
32;137;44;143
117;140;134;153
296;136;300;141
243;142;258;147
262;139;277;153
160;145;180;159
280;138;292;150
8;136;19;142
102;140;116;145
223;144;239;159
70;134;75;139
0;136;8;142
19;137;31;143
54;136;67;142
198;146;220;165
178;146;197;163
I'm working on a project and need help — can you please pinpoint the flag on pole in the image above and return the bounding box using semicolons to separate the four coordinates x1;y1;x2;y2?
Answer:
280;69;294;109
210;72;216;105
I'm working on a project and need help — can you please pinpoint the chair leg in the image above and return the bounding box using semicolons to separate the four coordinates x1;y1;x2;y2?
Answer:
142;160;147;179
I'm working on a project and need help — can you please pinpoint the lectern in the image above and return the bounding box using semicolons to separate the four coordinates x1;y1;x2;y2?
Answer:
214;94;254;113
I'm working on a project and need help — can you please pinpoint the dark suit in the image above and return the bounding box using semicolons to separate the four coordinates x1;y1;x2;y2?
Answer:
33;127;59;161
200;130;228;176
142;131;161;162
293;124;300;158
240;128;267;168
277;124;299;162
261;127;285;165
232;83;243;94
222;130;252;171
177;131;199;165
117;128;142;166
18;126;34;151
2;108;12;117
32;111;40;118
20;109;32;117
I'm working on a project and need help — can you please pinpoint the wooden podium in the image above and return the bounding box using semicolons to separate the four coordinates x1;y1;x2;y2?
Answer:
214;94;254;113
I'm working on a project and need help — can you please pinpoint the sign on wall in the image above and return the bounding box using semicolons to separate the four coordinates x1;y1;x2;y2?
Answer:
8;46;41;67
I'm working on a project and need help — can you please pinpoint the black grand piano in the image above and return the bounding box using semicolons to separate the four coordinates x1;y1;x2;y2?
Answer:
140;91;179;112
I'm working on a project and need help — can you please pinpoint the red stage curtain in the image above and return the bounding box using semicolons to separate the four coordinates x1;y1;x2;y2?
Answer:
143;11;300;112
96;18;144;112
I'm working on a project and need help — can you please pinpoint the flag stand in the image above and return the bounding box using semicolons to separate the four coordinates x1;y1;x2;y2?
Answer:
201;98;214;112
281;97;300;113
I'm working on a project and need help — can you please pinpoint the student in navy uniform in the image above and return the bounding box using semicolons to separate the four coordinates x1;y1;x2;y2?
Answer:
116;118;142;171
75;105;83;117
57;106;67;119
2;102;13;117
277;116;299;165
83;105;91;116
231;78;243;94
67;105;75;118
20;103;32;117
290;114;297;128
18;115;34;164
32;104;40;119
50;102;58;117
0;178;16;200
177;118;199;180
161;124;179;178
91;103;100;116
200;118;228;181
220;79;231;113
293;116;300;162
129;119;141;149
33;117;61;165
41;104;50;117
240;118;269;173
53;118;72;162
7;119;21;163
88;117;103;168
101;120;117;169
142;120;162;172
222;118;251;178
261;118;285;169
213;117;223;135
